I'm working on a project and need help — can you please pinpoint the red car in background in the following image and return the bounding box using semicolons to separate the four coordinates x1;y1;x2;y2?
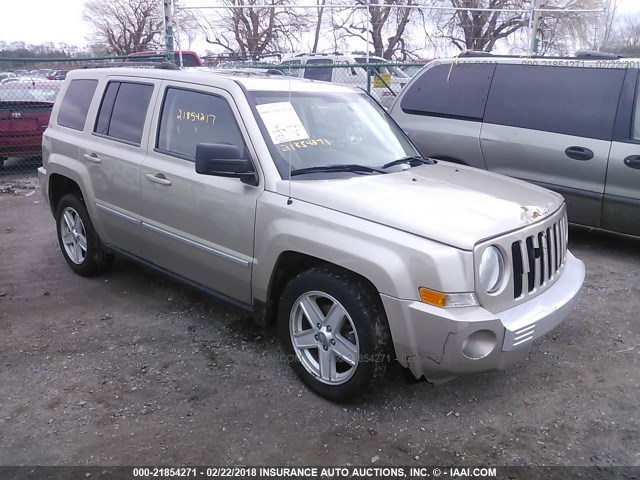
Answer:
0;80;62;168
46;70;69;80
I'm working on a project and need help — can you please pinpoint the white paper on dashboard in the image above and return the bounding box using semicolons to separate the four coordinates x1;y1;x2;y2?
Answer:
256;102;309;145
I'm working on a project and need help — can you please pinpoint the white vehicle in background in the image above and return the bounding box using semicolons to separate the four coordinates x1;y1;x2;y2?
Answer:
280;53;409;109
0;72;17;83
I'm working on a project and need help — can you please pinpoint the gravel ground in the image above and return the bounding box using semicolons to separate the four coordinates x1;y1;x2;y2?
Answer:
0;172;638;467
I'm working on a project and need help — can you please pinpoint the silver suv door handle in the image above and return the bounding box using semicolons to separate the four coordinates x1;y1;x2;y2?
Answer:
564;146;594;161
145;173;172;186
83;153;101;164
624;155;640;170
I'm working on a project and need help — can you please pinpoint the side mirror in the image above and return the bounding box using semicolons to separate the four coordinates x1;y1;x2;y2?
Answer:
195;143;258;186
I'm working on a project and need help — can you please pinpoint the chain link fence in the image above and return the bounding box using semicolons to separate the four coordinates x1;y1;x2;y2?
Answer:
0;59;66;177
0;55;169;177
0;56;425;178
241;60;424;109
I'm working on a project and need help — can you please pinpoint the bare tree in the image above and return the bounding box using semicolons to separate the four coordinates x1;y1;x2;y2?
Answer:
534;0;602;55
433;0;530;52
174;9;202;51
83;0;163;55
598;0;621;51
197;0;309;60
332;0;415;59
312;0;327;52
606;13;640;55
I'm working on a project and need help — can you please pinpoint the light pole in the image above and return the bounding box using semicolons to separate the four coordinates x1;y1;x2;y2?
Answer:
529;0;543;54
164;0;175;62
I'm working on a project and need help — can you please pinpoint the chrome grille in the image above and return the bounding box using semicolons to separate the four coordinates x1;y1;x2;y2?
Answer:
510;214;568;299
474;206;568;313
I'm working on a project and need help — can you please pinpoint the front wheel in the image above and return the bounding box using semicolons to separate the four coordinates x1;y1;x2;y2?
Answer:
55;194;112;276
278;266;391;402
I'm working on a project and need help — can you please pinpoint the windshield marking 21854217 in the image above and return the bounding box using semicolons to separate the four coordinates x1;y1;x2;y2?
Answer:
248;90;419;178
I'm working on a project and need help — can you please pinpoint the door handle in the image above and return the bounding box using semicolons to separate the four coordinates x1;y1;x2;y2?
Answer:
145;173;172;186
624;155;640;169
83;153;101;164
565;146;594;161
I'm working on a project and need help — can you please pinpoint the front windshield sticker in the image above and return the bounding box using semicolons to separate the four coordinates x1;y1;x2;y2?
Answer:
256;101;309;144
279;138;332;152
177;109;216;124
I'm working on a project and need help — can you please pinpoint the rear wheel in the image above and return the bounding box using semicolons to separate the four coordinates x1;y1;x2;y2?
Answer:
0;157;5;169
278;265;391;402
55;194;112;276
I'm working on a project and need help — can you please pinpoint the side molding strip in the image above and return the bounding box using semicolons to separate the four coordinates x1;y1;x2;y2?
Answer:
141;222;250;268
95;202;141;225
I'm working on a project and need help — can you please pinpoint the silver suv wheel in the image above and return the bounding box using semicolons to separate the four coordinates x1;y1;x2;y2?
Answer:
55;194;112;276
60;206;87;265
289;291;360;385
278;265;391;402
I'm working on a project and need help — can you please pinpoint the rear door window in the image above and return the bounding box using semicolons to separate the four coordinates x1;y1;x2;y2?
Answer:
400;63;495;120
484;64;625;141
156;87;246;161
57;79;98;131
94;81;153;145
303;59;333;82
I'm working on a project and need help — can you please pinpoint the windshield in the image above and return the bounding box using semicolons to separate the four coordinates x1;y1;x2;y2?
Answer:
247;90;418;178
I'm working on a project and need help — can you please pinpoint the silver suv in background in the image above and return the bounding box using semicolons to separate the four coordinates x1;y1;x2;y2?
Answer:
390;54;640;237
39;67;584;402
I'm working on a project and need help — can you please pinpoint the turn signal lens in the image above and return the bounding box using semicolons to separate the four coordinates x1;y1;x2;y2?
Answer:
419;287;447;307
419;288;478;308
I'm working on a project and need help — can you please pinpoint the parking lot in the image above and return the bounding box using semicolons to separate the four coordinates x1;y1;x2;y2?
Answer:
0;170;638;466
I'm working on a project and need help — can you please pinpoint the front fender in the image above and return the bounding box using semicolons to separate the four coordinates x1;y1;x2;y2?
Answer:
252;192;475;304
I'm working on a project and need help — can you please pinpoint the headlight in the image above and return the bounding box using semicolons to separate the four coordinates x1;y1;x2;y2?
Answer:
479;246;505;293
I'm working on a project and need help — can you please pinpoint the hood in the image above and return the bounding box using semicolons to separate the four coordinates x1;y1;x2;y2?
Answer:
276;162;564;250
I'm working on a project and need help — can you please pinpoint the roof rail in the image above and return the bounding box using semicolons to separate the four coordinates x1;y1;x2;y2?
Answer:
457;50;494;58
574;50;621;59
155;62;181;70
293;52;344;57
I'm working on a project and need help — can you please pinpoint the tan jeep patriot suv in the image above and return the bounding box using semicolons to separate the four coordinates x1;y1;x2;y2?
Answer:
39;67;585;402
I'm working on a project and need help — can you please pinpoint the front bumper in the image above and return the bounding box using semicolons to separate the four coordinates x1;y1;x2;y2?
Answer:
381;251;585;383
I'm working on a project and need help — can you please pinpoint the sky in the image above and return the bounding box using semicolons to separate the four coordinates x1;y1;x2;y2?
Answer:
1;0;640;52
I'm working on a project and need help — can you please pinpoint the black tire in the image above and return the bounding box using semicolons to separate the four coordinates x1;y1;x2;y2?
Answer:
55;193;112;276
278;265;391;402
0;157;5;169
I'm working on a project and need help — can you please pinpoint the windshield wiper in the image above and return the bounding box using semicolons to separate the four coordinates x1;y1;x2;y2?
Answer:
382;155;434;170
290;164;387;177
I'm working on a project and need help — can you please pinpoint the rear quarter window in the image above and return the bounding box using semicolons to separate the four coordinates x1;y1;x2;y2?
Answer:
57;79;98;131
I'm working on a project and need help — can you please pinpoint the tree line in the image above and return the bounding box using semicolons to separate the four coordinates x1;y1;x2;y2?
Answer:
3;0;639;62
